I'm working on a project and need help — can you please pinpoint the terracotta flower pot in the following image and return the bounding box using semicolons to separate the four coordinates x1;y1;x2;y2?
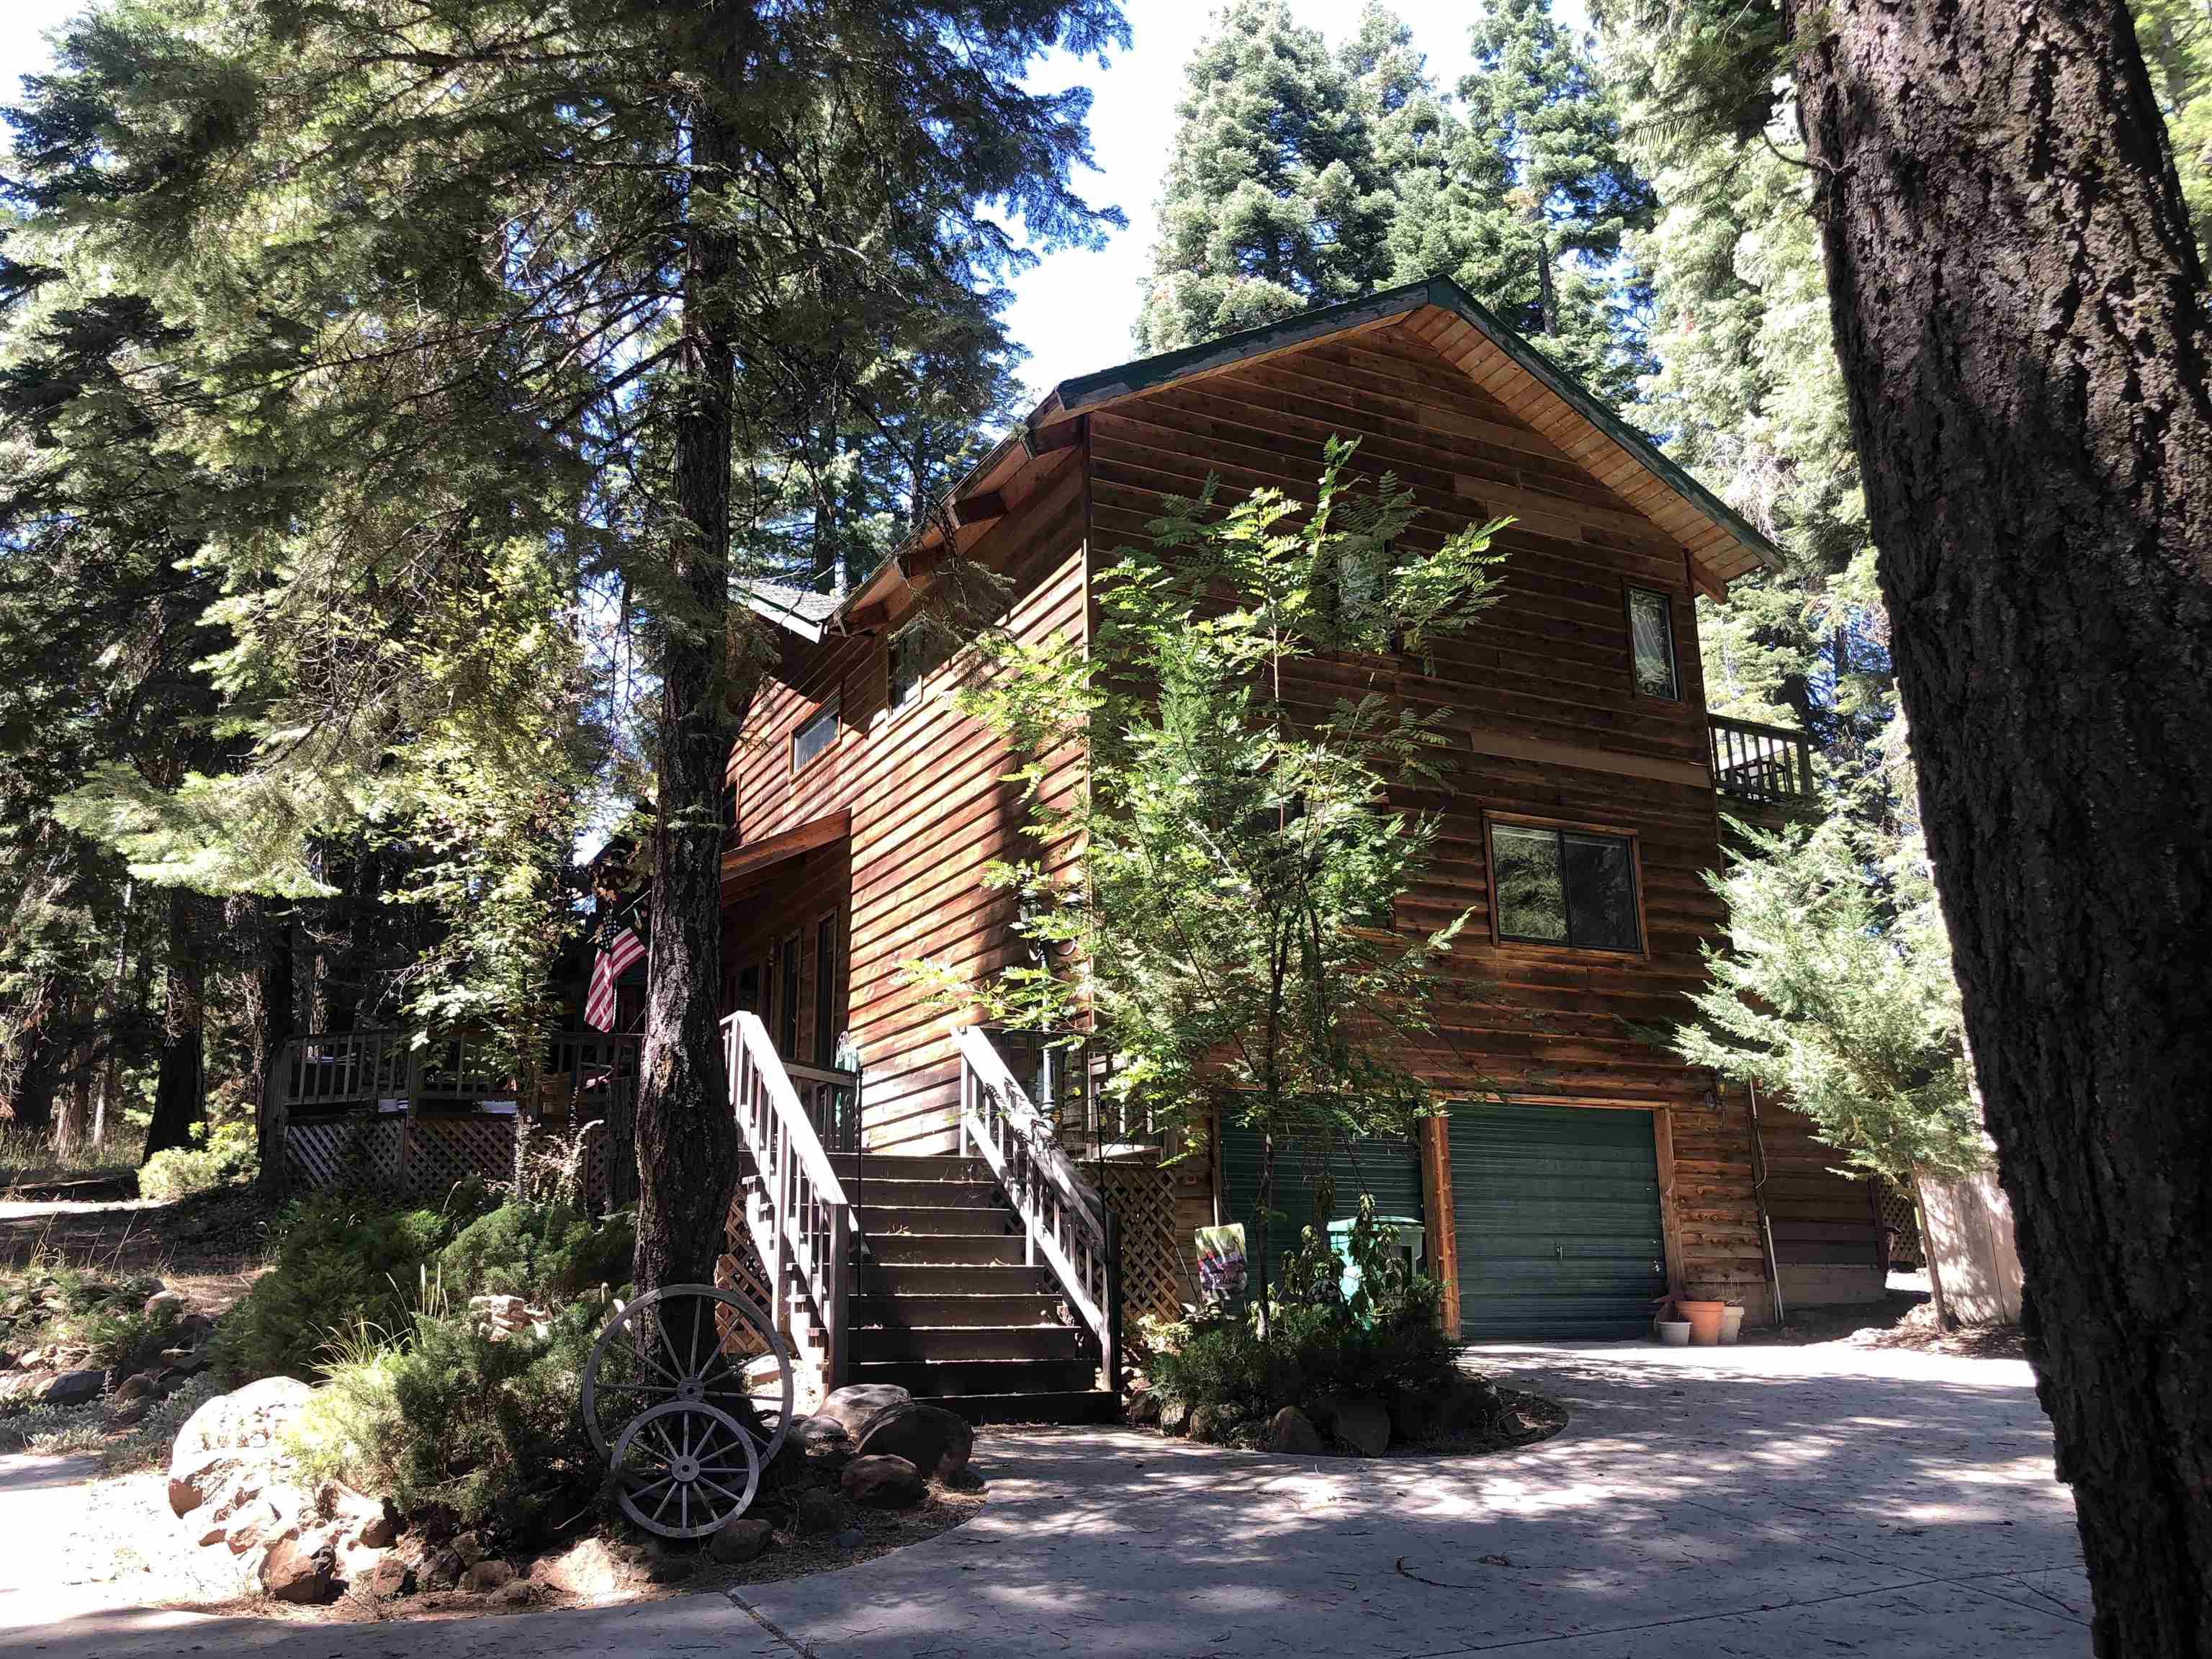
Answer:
1677;1300;1727;1346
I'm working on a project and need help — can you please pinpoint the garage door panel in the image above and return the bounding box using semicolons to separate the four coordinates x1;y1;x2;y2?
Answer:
1452;1102;1665;1341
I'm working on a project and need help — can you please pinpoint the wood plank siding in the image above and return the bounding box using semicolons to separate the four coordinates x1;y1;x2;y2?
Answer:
1078;318;1771;1318
721;296;1780;1320
724;449;1088;1154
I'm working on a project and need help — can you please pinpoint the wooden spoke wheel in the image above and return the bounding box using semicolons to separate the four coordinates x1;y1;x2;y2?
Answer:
581;1284;792;1466
610;1401;762;1539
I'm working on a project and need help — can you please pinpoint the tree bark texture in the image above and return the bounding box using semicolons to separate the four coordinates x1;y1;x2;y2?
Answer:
144;891;210;1159
1789;4;2212;1650
258;904;295;1190
633;31;745;1293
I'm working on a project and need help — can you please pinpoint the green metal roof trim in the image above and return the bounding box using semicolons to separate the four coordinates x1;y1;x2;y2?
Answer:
1042;275;1780;576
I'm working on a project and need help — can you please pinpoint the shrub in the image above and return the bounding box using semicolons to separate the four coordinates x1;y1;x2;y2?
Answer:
1148;1191;1457;1440
288;1300;605;1541
435;1202;634;1303
81;1298;186;1377
210;1190;485;1383
139;1120;259;1202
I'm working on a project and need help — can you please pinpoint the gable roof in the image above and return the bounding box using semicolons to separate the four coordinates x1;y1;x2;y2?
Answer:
1030;276;1779;591
752;275;1779;660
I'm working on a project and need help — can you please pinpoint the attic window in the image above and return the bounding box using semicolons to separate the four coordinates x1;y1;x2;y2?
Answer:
791;702;838;773
888;621;940;714
1627;588;1680;701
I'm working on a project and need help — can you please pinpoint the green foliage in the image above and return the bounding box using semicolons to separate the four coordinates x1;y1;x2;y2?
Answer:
1150;1196;1455;1431
1673;760;1986;1185
1140;1;1652;401
2135;0;2212;261
139;1119;257;1202
1135;0;1396;352
434;1202;634;1303
288;1301;605;1540
79;1296;184;1378
923;436;1503;1293
209;1190;484;1384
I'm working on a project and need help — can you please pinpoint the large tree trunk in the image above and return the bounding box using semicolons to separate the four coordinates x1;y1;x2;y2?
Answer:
144;891;210;1159
258;902;295;1191
632;34;745;1293
1787;4;2212;1650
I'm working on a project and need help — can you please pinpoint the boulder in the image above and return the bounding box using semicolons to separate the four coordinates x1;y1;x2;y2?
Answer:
357;1511;398;1551
497;1580;536;1607
1158;1397;1192;1437
451;1529;486;1567
421;1548;464;1592
853;1401;974;1482
42;1369;104;1407
1125;1389;1161;1427
791;1486;844;1535
711;1516;774;1564
1437;1371;1502;1436
817;1382;911;1439
835;1527;865;1551
788;1413;850;1450
169;1447;265;1518
143;1290;189;1318
259;1527;338;1604
364;1553;414;1599
464;1558;516;1594
841;1454;925;1508
158;1349;210;1376
171;1376;313;1463
1260;1406;1323;1456
1332;1394;1391;1458
113;1370;162;1405
534;1537;622;1601
1187;1403;1228;1444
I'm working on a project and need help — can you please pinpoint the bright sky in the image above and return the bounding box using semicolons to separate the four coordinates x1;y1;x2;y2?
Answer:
1;0;1589;405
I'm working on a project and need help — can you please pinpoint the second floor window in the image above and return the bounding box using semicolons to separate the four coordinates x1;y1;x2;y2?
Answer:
888;622;938;713
791;702;837;773
1627;587;1679;701
1489;820;1642;953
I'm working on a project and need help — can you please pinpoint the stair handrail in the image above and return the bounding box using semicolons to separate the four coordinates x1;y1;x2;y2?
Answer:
724;1011;855;1388
952;1023;1120;1396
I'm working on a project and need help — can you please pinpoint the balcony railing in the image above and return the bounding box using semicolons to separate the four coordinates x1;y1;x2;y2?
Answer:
1707;714;1815;805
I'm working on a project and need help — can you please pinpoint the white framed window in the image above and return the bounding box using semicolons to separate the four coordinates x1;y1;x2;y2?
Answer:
791;701;838;773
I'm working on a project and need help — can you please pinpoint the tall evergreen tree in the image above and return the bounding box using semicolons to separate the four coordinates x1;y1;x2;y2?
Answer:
1609;1;2212;1647
1134;0;1394;352
4;0;1123;1288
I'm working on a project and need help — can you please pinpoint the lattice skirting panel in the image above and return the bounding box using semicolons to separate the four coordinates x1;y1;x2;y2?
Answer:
1878;1178;1925;1269
284;1111;516;1197
1100;1157;1187;1327
284;1115;406;1190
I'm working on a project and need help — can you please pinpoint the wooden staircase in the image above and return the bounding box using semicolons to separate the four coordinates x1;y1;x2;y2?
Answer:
831;1151;1119;1425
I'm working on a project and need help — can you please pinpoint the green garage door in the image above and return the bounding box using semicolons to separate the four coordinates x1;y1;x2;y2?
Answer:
1451;1103;1665;1341
1218;1125;1422;1282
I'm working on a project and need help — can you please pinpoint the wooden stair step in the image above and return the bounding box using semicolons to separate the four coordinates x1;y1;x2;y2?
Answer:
855;1263;1058;1297
863;1232;1028;1267
861;1205;1012;1237
928;1390;1123;1427
850;1324;1090;1363
850;1292;1061;1328
827;1154;983;1182
850;1179;1000;1210
850;1356;1102;1396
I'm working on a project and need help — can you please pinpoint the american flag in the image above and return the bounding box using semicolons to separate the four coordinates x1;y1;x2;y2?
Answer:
584;924;646;1032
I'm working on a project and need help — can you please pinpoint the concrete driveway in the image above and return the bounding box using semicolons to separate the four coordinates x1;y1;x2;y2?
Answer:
2;1341;2090;1658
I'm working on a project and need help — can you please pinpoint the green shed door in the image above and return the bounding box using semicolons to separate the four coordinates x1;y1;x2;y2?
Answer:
1450;1103;1665;1341
1218;1125;1422;1280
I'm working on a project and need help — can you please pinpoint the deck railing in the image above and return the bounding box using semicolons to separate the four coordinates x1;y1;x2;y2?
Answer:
954;1023;1121;1396
1707;714;1815;805
783;1058;862;1154
725;1012;855;1388
279;1028;639;1115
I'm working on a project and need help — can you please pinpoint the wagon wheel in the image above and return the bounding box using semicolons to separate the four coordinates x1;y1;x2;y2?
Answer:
581;1283;793;1463
611;1400;762;1539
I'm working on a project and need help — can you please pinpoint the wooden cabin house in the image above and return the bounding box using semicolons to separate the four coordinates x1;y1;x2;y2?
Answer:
711;277;1871;1422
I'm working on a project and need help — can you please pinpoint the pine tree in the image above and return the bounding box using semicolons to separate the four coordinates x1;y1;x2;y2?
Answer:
1436;0;1658;403
1134;0;1395;352
2135;0;2212;259
5;0;1124;1289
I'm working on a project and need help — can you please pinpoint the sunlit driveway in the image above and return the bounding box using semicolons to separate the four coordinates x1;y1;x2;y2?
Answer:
17;1342;2090;1658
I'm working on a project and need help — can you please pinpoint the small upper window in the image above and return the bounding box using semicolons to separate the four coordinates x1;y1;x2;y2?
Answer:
1491;822;1642;953
1627;588;1679;701
791;703;837;773
888;623;939;713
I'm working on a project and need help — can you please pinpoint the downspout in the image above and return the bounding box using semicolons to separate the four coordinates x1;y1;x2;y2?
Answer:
1744;1080;1786;1326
